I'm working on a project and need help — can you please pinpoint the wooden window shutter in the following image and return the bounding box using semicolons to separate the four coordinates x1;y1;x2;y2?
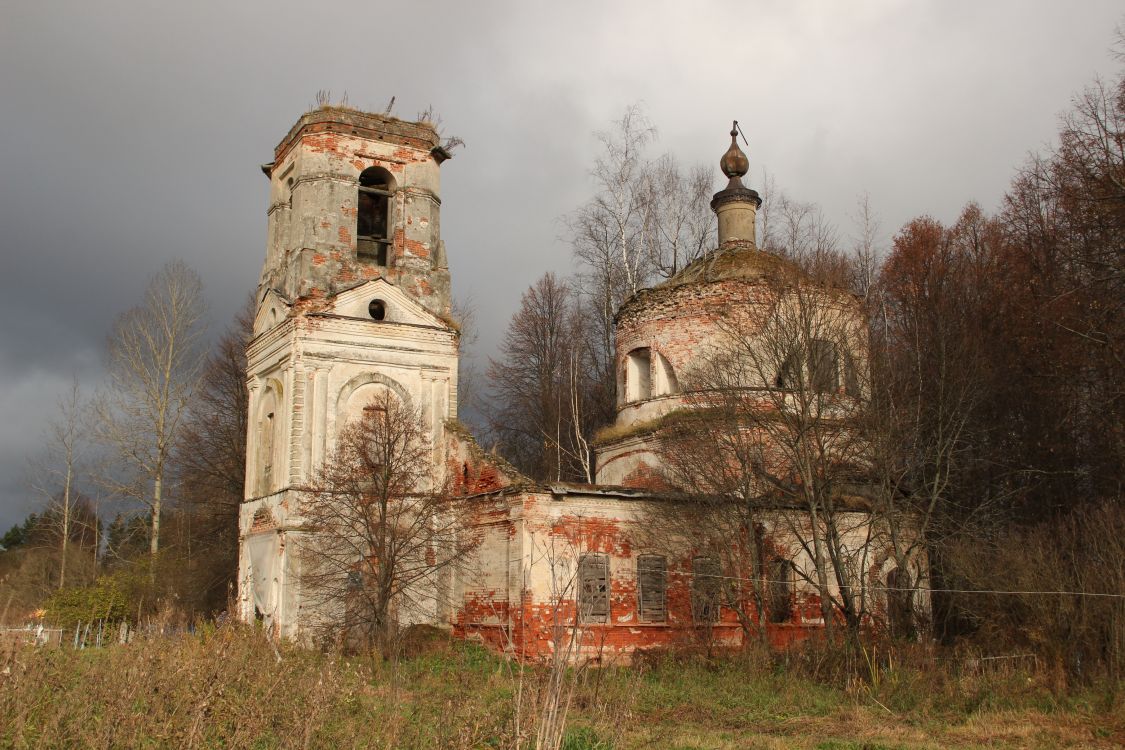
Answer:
691;556;721;624
578;554;609;623
637;555;667;622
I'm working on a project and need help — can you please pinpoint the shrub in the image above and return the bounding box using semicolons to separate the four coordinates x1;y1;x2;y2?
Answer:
42;575;130;627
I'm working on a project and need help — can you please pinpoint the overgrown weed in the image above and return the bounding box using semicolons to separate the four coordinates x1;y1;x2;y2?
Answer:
0;626;1120;749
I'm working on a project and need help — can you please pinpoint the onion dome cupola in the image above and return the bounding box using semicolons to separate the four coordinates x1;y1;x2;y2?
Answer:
710;121;762;248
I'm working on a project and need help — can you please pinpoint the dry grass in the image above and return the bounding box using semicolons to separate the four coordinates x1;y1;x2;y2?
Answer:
0;626;1120;749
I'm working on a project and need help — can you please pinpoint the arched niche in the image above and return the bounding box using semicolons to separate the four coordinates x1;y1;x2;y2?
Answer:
256;378;284;496
653;351;679;396
334;372;412;431
622;347;679;403
623;347;651;403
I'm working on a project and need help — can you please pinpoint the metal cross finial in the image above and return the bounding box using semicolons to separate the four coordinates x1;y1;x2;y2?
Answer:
733;120;749;146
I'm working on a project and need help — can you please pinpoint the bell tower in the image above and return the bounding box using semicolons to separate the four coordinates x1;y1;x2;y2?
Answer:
238;107;459;639
258;107;452;317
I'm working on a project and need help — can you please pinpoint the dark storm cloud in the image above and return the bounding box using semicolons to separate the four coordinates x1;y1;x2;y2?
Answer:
0;0;1121;529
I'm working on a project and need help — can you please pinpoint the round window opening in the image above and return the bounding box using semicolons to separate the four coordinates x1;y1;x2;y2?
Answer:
368;299;387;321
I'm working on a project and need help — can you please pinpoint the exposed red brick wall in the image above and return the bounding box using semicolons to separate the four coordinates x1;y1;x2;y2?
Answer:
450;487;854;663
444;424;523;496
615;279;774;398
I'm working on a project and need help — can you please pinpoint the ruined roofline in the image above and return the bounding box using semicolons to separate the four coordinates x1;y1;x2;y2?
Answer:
445;419;534;485
463;479;880;513
273;107;442;163
550;482;881;513
546;482;676;501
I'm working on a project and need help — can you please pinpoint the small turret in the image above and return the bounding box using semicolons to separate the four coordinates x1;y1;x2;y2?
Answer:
710;121;762;247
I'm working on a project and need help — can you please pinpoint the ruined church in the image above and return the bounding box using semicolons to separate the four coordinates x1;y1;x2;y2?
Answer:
239;108;923;660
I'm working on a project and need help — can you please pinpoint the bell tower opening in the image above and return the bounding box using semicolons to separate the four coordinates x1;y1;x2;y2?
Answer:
357;166;394;265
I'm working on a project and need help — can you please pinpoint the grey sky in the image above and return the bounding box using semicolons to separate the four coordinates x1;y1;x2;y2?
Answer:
0;1;1120;530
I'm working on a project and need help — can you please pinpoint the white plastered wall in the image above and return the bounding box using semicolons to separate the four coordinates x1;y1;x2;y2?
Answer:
239;285;459;640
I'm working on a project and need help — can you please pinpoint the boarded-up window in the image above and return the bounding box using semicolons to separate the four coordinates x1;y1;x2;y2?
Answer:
768;558;794;624
691;557;721;624
637;555;667;622
578;554;609;623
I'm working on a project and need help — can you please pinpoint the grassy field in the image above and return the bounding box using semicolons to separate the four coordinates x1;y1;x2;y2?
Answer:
0;625;1120;749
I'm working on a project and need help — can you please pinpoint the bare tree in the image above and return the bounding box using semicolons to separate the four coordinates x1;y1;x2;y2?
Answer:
28;379;90;589
299;391;477;656
94;260;207;562
176;294;253;611
658;259;875;641
567;105;716;427
570;104;656;308
640;156;715;278
848;192;882;302
761;191;847;283
487;273;601;482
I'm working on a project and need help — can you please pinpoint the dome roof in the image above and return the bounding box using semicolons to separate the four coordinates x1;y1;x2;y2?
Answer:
658;243;798;288
615;244;801;323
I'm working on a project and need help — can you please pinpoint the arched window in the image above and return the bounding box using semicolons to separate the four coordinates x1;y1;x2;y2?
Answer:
357;166;394;265
257;382;282;496
624;348;652;402
768;558;794;624
775;350;802;389
775;340;840;393
260;411;274;495
343;382;399;427
843;350;861;398
653;351;679;396
808;339;839;393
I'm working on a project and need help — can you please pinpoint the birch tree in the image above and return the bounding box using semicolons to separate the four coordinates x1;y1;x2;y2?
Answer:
95;260;206;562
566;106;718;446
29;379;90;588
